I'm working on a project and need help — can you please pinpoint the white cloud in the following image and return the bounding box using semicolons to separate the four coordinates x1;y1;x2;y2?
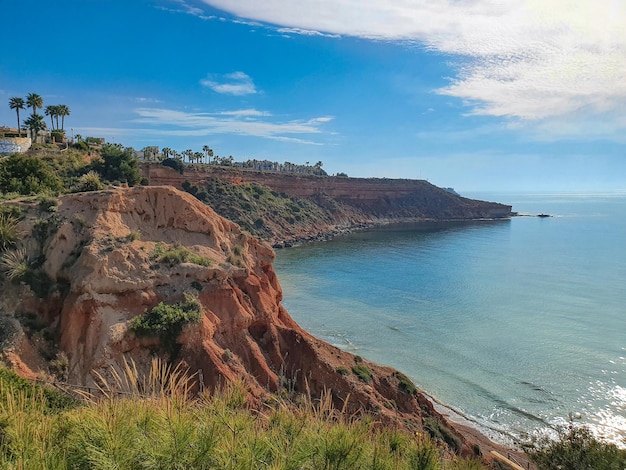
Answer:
200;0;626;136
131;107;333;144
217;109;271;117
277;27;340;38
200;71;257;95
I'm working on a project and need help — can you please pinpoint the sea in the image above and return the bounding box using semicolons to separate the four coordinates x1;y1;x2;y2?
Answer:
273;192;626;447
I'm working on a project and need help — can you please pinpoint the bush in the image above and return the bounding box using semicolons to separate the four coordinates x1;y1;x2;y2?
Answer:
0;214;22;252
90;144;141;186
394;371;418;395
74;170;104;192
351;364;373;383
0;154;62;195
0;248;29;281
151;243;212;267
424;417;462;454
162;158;185;174
0;367;78;412
73;140;89;151
50;129;65;143
524;425;626;470
129;294;202;354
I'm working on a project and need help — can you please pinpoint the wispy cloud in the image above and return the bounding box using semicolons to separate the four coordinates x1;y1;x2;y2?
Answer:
158;0;215;20
200;71;257;96
131;107;333;144
199;0;626;138
277;27;340;38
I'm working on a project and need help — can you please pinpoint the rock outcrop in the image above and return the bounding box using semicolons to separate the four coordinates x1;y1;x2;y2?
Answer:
1;186;462;444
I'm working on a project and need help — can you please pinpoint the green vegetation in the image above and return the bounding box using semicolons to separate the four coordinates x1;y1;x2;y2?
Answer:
524;424;626;470
162;157;185;174
0;367;78;413
129;294;202;354
90;144;141;186
74;170;104;192
151;242;212;267
0;247;29;281
182;178;333;240
424;417;463;455
0;361;487;469
0;213;22;251
394;371;418;395
0;153;62;195
351;364;373;383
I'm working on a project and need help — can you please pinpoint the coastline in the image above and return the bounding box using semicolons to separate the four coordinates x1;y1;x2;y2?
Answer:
270;216;511;249
272;216;535;466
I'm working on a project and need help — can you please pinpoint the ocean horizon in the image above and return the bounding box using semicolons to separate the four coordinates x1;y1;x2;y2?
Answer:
274;192;626;448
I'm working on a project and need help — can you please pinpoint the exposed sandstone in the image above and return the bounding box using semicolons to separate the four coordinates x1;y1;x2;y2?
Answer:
0;185;520;459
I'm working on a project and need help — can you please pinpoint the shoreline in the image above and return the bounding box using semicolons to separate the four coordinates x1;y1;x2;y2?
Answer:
270;216;511;249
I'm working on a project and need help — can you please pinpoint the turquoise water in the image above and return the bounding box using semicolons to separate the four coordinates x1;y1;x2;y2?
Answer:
273;193;626;446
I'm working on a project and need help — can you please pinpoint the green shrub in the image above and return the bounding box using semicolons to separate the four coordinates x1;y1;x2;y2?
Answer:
49;352;69;381
129;294;202;354
424;417;462;454
74;170;104;192
0;248;29;281
151;243;212;267
90;144;141;186
0;154;62;195
336;366;349;376
351;364;373;383
50;129;65;143
524;424;626;470
162;157;185;174
73;140;89;151
0;214;22;252
0;367;78;412
37;193;58;212
394;371;418;395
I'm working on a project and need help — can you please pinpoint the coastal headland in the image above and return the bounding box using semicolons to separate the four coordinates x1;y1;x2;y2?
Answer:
142;164;512;246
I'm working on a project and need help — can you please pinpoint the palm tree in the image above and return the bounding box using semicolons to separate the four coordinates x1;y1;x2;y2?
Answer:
194;152;203;165
26;93;43;116
8;97;25;136
45;105;58;130
162;147;171;159
183;149;193;163
202;145;213;165
24;113;46;142
58;104;70;130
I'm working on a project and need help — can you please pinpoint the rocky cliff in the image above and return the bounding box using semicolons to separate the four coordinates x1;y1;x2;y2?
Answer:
1;186;482;451
143;165;512;246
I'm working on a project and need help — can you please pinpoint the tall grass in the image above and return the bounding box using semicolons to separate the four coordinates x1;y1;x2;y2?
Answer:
0;361;488;469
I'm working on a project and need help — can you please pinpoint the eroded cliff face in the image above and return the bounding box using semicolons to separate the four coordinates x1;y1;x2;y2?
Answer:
144;165;512;246
2;186;451;436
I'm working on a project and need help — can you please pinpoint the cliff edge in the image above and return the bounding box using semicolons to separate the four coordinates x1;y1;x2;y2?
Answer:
143;165;512;246
1;186;483;453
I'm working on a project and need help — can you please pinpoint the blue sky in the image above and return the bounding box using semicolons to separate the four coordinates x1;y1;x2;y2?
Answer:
2;0;625;193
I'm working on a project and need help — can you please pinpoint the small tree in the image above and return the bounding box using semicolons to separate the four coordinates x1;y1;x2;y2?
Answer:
23;113;47;142
0;153;62;194
130;294;202;355
8;97;25;136
91;144;141;186
524;424;626;470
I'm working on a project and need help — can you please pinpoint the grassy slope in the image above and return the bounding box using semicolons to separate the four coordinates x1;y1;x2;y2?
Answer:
0;366;485;470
